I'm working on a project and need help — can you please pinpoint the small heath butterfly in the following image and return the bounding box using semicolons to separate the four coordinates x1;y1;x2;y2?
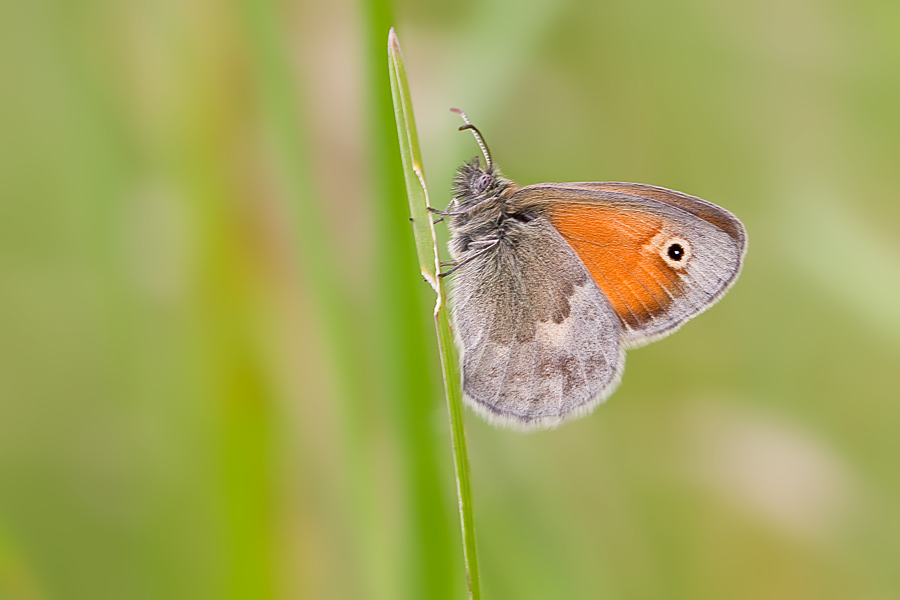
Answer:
439;109;747;430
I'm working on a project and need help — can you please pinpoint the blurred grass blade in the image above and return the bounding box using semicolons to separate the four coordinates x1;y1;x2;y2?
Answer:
0;525;41;600
238;1;387;597
388;29;482;600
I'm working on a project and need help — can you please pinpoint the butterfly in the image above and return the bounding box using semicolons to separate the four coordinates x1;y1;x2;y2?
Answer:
435;109;747;430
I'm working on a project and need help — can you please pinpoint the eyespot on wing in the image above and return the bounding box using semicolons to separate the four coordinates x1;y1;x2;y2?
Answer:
510;183;746;344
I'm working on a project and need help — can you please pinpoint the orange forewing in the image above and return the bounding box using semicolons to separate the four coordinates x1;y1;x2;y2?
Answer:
564;182;744;240
548;204;684;329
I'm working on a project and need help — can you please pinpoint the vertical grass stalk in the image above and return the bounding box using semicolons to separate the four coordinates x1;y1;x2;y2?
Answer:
238;1;387;597
361;0;458;597
387;29;482;599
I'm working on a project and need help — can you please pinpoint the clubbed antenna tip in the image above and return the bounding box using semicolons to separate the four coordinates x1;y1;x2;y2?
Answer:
450;108;492;170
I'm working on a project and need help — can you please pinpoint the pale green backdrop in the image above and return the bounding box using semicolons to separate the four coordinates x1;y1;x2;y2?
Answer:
2;0;899;598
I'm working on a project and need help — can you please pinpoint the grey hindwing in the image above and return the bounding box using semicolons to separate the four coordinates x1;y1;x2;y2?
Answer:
450;217;624;430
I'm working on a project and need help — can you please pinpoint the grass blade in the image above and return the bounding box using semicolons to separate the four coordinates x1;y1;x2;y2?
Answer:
361;1;458;597
387;29;482;600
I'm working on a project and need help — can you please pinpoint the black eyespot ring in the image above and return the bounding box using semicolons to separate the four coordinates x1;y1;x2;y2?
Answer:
667;243;685;261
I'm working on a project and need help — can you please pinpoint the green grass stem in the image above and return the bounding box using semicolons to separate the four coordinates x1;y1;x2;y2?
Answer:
388;29;482;600
361;1;458;597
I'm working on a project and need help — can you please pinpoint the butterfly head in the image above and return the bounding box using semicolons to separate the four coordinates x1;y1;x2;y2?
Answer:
452;158;514;208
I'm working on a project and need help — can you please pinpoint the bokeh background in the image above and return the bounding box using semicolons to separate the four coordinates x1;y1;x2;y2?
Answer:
2;0;900;598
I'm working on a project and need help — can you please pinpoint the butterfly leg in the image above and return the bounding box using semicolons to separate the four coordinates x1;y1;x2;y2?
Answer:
439;237;495;268
430;198;463;224
429;195;497;219
438;239;500;278
427;198;459;217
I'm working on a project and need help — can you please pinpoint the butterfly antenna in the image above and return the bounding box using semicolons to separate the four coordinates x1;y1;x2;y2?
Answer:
450;107;493;170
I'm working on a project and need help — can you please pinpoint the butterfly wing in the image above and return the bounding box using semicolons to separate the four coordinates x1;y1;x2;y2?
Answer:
509;182;746;347
451;217;624;430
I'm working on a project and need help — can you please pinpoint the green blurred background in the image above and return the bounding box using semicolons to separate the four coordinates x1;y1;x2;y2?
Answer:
2;0;900;598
